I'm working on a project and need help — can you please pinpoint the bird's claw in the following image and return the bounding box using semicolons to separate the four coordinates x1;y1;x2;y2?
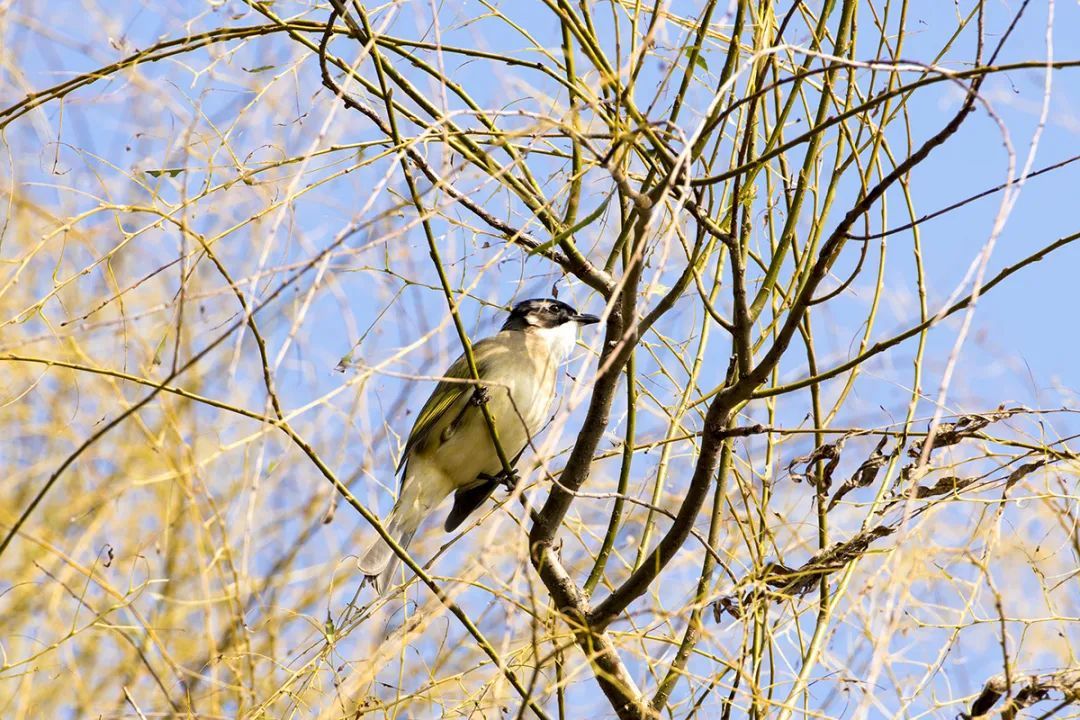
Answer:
479;469;520;492
470;385;491;406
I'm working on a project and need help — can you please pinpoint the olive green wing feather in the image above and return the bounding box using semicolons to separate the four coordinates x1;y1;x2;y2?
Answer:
396;339;495;474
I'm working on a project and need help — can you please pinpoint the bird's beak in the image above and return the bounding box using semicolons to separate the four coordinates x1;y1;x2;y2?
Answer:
572;313;601;326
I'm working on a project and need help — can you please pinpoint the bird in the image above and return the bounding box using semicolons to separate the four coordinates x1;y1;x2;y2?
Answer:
358;298;600;594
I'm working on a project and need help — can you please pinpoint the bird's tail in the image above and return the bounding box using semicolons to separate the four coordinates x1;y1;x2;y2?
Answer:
358;502;421;596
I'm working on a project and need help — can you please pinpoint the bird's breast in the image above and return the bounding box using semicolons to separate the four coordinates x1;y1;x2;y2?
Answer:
483;342;556;436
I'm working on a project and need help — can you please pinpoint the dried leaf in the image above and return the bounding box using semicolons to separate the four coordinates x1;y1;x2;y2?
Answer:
889;456;1048;511
788;437;845;488
962;667;1080;719
829;435;890;509
1003;459;1047;493
754;526;894;600
908;409;1017;458
912;474;970;499
711;595;742;622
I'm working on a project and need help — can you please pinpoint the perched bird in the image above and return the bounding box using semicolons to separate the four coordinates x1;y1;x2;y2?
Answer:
358;298;600;593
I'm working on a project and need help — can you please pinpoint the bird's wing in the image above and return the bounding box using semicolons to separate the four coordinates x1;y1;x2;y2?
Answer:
396;338;495;474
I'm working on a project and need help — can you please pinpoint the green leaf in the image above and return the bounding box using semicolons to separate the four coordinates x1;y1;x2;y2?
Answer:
335;351;354;373
684;47;708;71
243;65;275;73
324;615;336;642
145;168;185;178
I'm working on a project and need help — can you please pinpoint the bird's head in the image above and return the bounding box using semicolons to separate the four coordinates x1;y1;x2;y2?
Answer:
501;298;600;359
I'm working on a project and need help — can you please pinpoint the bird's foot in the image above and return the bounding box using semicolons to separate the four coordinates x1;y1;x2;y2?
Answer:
478;469;520;492
470;385;491;407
